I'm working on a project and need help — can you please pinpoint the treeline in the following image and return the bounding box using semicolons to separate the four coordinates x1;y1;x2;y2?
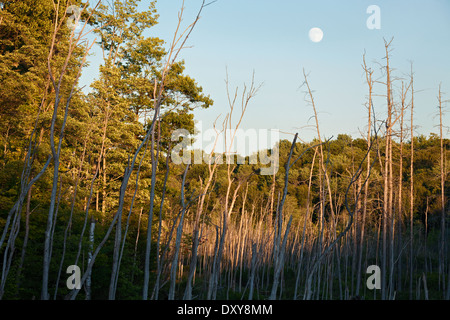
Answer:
0;0;449;300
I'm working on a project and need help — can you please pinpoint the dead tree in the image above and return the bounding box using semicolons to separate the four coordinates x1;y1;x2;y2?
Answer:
356;53;374;296
168;164;190;300
269;133;298;300
409;65;415;299
438;84;447;294
303;119;380;300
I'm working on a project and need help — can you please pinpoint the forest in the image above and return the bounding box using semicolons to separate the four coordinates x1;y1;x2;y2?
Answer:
0;0;449;301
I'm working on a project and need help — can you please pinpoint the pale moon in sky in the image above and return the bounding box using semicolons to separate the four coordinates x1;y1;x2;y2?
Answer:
309;27;324;43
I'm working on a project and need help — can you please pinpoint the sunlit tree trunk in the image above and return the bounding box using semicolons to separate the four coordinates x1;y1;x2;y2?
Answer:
409;67;415;299
356;54;373;296
382;38;394;300
438;85;446;294
168;164;190;300
396;81;408;294
86;216;96;300
42;11;94;298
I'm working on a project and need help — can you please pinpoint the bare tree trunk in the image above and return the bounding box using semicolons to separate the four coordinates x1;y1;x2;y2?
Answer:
0;75;54;299
248;242;258;300
168;165;190;300
131;208;143;284
438;84;446;295
294;148;317;299
183;151;218;299
102;155;107;215
141;2;206;299
422;273;429;300
356;55;373;296
15;185;33;293
269;133;298;300
142;127;159;299
388;115;395;299
66;157;136;300
111;133;151;299
397;81;410;294
85;216;96;300
152;143;171;300
409;66;415;299
381;38;394;300
41;4;96;298
42;50;92;299
109;177;123;301
53;124;90;299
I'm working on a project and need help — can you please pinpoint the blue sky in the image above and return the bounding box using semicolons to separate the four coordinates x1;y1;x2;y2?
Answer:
81;0;450;152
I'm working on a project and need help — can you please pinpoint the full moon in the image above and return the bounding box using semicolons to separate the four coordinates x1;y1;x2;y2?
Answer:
309;27;324;43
